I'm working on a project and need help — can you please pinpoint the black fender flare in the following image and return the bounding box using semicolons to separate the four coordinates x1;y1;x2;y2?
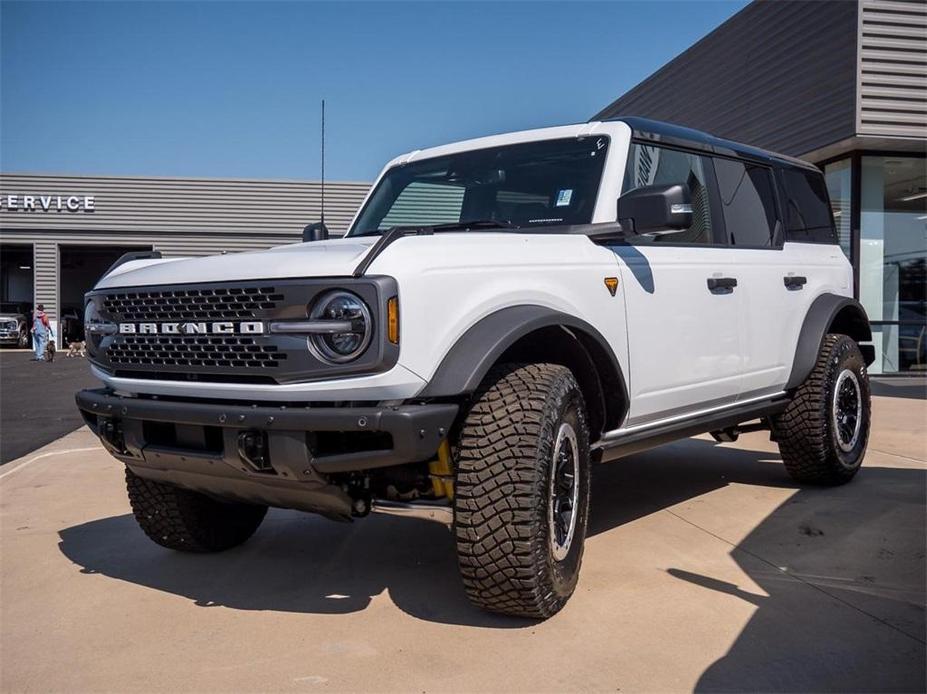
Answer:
786;293;873;390
418;304;627;407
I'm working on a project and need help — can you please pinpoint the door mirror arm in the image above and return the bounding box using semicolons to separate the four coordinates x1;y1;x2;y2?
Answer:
616;183;693;235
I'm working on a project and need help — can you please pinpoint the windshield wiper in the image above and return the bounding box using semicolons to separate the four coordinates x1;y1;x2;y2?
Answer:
429;219;519;232
352;225;423;238
352;219;517;237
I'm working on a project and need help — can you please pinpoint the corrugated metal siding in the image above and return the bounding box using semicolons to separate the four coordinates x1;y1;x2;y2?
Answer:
858;0;927;139
33;241;59;322
593;0;860;158
0;174;369;236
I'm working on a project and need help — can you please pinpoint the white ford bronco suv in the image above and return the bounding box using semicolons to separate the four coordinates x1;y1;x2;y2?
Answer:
77;118;873;618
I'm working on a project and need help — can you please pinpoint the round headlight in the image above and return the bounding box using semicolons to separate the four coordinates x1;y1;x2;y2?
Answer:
84;300;99;327
84;300;117;346
308;290;372;363
84;300;102;353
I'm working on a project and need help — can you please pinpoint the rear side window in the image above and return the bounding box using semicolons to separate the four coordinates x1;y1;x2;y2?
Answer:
713;158;779;247
780;168;837;243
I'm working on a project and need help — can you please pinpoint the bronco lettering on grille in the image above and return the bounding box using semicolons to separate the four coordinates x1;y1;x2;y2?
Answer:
118;321;265;335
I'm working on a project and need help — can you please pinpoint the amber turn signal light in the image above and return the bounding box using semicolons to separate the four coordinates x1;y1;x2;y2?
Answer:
387;296;400;344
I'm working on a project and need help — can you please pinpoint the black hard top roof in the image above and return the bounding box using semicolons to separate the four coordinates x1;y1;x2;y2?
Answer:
604;116;820;172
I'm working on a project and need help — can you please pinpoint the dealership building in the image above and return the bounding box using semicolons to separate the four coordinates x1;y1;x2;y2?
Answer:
1;0;924;373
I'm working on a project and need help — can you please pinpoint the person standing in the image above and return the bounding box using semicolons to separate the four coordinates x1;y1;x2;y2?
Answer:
31;303;52;362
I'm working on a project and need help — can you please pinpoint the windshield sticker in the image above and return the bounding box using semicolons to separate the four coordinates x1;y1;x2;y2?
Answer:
555;189;573;207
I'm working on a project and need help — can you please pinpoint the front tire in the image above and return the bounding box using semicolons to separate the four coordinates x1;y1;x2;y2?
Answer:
454;363;591;619
772;334;871;485
126;469;267;552
17;329;29;348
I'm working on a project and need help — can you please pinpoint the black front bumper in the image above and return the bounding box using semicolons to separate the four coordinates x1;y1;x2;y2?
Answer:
76;388;457;518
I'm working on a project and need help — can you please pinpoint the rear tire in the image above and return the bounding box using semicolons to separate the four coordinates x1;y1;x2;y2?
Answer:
126;468;267;552
454;363;591;619
772;334;871;485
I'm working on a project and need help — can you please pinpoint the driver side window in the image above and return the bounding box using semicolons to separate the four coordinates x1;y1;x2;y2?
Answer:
622;143;714;244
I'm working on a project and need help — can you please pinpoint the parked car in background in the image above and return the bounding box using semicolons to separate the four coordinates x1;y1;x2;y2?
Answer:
0;302;31;348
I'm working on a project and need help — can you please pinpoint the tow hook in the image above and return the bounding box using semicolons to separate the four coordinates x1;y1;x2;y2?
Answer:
237;430;273;473
99;418;127;454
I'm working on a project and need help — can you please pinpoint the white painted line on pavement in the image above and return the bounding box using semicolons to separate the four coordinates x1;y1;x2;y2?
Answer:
870;448;927;465
0;446;101;481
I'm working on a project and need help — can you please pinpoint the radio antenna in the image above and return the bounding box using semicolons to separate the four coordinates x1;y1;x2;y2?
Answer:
320;99;325;227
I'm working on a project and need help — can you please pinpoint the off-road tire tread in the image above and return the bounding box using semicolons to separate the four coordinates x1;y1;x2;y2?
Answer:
454;362;588;619
773;334;870;485
126;468;267;552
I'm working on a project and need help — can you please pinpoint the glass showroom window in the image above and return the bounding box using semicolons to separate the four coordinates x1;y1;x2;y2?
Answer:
860;156;927;374
824;159;853;260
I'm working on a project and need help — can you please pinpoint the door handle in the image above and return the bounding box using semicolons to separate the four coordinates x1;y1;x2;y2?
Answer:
784;275;807;290
707;277;737;294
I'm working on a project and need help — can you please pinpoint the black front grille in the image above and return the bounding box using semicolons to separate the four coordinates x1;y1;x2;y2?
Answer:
89;277;397;384
108;335;287;369
103;286;285;321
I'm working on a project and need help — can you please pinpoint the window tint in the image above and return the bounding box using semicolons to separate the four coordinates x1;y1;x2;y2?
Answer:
781;168;837;243
713;158;779;247
350;137;608;235
622;143;714;244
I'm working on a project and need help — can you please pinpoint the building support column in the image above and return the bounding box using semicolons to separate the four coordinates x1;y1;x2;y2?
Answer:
32;240;59;346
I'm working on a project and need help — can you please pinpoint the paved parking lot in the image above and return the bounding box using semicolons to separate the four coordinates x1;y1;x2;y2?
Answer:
0;350;100;463
1;394;924;693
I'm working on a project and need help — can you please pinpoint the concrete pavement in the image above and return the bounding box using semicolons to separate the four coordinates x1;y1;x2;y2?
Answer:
1;396;924;692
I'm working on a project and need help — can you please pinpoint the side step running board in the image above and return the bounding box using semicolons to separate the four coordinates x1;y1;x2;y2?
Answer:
595;397;788;463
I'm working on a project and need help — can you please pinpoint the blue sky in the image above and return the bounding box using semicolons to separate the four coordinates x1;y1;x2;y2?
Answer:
1;1;748;181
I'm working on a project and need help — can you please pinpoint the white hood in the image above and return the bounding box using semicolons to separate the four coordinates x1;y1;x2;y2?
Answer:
96;237;378;289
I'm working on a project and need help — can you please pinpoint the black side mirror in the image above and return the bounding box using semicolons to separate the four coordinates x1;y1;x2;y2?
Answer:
617;183;692;235
303;222;330;242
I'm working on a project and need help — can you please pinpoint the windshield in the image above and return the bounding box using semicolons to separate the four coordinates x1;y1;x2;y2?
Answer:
348;136;609;236
0;303;23;314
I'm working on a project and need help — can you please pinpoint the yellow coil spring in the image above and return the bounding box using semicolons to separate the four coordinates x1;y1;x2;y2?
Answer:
428;440;453;500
